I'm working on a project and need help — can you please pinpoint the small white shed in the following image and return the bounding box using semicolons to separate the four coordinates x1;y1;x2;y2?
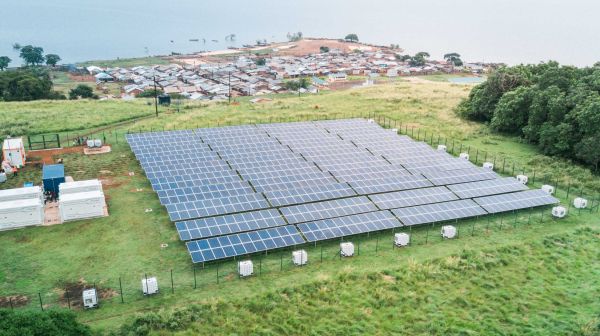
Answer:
59;191;106;222
2;138;26;168
59;180;103;195
0;198;44;230
0;186;42;203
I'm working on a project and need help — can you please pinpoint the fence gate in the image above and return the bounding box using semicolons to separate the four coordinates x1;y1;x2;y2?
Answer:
27;134;61;150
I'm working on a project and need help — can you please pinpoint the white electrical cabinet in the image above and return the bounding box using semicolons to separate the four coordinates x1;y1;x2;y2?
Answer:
541;185;555;195
441;225;457;239
340;242;355;257
238;260;254;277
552;206;567;218
437;145;447;152
482;162;494;170
59;180;103;195
459;153;470;160
573;198;588;209
142;277;159;295
2;138;26;168
394;233;410;247
0;198;44;230
516;175;528;185
292;250;308;266
59;191;106;222
0;186;42;203
82;289;98;309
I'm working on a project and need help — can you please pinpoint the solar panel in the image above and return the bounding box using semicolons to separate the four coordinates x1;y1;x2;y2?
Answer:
176;209;287;241
186;225;305;263
280;196;378;224
264;182;357;207
349;174;433;195
369;186;458;209
473;189;559;213
422;167;498;186
165;193;270;221
297;210;402;242
127;119;558;264
391;199;488;226
447;177;528;199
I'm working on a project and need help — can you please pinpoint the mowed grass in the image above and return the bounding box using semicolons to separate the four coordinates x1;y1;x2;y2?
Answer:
0;99;154;137
0;81;599;334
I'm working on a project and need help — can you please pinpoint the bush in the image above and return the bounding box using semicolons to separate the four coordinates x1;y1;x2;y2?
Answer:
0;309;91;336
0;68;63;101
69;84;98;100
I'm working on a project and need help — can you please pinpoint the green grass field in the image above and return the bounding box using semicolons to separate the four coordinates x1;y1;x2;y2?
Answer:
0;81;598;335
77;56;172;68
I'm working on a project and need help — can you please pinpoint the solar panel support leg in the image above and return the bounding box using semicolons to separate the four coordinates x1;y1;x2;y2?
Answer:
193;267;197;289
38;292;43;311
170;269;174;294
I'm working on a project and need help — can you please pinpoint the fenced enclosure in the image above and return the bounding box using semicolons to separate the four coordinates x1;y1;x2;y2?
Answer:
3;112;599;314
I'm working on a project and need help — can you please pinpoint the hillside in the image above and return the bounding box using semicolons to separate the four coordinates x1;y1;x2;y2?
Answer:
0;80;598;335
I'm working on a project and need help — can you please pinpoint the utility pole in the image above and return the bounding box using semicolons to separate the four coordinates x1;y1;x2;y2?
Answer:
153;76;159;117
228;71;232;104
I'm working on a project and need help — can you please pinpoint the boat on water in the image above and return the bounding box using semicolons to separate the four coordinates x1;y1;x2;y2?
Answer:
189;39;199;42
211;39;219;43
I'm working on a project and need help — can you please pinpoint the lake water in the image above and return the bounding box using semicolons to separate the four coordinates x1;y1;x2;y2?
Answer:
1;0;599;66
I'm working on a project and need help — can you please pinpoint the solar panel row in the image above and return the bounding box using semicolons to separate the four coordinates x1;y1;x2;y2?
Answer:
126;119;560;264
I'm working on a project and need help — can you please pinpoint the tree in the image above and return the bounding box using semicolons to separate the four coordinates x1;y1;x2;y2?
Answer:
45;54;61;67
408;52;430;67
444;52;463;67
0;68;63;101
344;34;359;42
0;309;91;336
69;84;98;99
395;54;411;62
19;45;45;66
320;46;330;53
255;57;266;66
284;78;310;91
12;43;21;51
0;56;11;70
287;32;303;42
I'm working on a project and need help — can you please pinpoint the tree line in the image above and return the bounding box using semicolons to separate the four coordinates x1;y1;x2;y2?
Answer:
458;61;600;170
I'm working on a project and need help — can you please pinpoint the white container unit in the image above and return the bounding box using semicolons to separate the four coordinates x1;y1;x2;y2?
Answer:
394;233;410;247
59;180;103;195
59;191;105;222
541;185;555;195
0;173;6;183
238;260;254;277
142;277;159;295
340;242;355;257
573;198;588;209
2;138;26;168
552;206;567;218
82;289;98;309
292;250;308;266
441;225;457;239
482;162;494;170
459;153;470;161
516;175;529;185
437;145;447;152
0;186;42;203
0;198;44;230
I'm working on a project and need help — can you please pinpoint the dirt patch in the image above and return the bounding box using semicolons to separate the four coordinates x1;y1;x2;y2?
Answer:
382;274;396;283
99;177;123;190
0;295;29;308
28;146;84;165
58;279;117;309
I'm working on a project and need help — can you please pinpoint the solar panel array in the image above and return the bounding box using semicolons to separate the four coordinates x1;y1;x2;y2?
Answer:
127;119;559;263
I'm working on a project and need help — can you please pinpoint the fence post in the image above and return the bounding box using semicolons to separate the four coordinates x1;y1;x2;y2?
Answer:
119;277;124;303
66;287;71;309
38;293;43;311
170;269;174;294
216;264;220;284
